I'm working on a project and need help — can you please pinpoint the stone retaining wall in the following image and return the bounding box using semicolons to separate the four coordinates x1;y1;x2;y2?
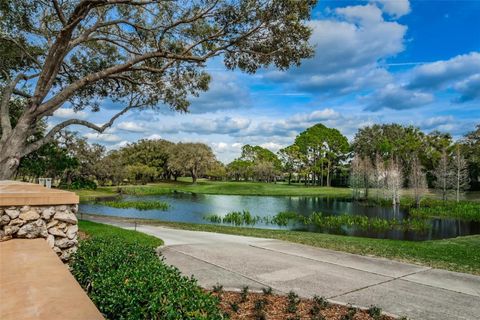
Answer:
0;204;78;261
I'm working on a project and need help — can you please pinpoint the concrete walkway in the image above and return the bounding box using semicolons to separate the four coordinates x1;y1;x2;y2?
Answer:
86;217;480;320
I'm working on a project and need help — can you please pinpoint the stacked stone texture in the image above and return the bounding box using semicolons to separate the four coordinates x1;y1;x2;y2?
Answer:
0;204;78;261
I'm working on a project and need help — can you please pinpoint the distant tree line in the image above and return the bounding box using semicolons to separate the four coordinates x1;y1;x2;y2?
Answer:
12;121;480;200
350;124;478;203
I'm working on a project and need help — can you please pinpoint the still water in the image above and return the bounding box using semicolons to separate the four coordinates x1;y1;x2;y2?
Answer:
79;192;480;241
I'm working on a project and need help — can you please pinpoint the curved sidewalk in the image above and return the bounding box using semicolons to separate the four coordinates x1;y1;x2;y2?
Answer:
86;216;480;320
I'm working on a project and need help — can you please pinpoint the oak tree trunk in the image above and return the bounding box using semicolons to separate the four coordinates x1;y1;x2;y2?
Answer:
0;116;32;180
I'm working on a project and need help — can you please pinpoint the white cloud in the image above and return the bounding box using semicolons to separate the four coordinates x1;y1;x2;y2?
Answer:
117;121;146;132
172;116;251;135
188;72;251;114
146;134;162;140
263;4;406;95
311;5;406;73
453;74;480;102
371;0;411;18
108;140;129;150
260;142;283;152
211;142;241;153
53;108;87;119
419;116;455;130
364;84;434;111
408;52;480;90
291;108;340;122
84;132;122;143
235;108;343;138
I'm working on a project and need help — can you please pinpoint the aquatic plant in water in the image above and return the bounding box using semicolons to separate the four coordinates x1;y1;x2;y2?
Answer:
205;211;261;226
205;209;430;233
97;200;170;211
308;212;429;233
410;200;480;222
270;211;302;226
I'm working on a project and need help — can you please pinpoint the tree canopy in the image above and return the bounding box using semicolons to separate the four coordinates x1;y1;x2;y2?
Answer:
0;0;316;179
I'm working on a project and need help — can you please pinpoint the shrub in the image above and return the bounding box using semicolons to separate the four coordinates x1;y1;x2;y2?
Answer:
240;286;249;302
262;287;273;295
313;295;329;309
286;291;300;313
71;236;223;320
61;177;97;190
230;302;239;313
368;305;382;319
212;284;223;293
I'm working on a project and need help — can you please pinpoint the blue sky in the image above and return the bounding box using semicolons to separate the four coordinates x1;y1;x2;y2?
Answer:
50;0;480;163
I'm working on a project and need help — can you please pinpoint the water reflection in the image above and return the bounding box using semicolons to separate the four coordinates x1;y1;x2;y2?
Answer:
79;193;480;241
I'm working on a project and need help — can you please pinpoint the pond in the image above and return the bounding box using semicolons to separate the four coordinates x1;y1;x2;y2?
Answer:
79;192;480;241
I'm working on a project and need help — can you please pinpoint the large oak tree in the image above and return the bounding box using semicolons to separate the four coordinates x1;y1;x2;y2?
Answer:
0;0;315;179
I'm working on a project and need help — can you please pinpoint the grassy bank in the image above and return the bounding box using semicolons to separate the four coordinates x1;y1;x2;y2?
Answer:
74;180;352;202
76;188;118;202
81;215;480;275
120;181;353;197
78;220;163;247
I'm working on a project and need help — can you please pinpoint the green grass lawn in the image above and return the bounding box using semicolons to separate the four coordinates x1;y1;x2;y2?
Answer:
81;215;480;275
74;180;352;202
78;220;163;247
75;188;118;202
73;179;480;203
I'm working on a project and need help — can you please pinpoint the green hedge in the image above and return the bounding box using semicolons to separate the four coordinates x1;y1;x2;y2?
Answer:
71;236;224;320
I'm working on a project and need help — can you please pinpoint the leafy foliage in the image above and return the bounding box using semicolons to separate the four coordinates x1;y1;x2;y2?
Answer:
1;0;316;179
410;199;480;222
71;236;223;320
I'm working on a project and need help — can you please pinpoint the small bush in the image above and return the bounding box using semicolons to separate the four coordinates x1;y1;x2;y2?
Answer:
287;291;300;313
71;236;223;320
240;286;249;303
262;287;273;295
368;305;382;319
313;295;330;309
340;306;357;320
230;302;239;313
213;284;223;293
254;299;267;311
61;177;97;190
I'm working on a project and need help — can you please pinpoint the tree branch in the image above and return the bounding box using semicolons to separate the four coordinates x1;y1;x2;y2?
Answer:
158;1;219;45
1;73;27;139
34;50;207;117
12;89;32;99
79;37;142;55
22;101;137;156
52;0;67;25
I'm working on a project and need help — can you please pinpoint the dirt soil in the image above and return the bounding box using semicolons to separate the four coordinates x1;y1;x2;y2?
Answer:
210;290;396;320
77;230;89;240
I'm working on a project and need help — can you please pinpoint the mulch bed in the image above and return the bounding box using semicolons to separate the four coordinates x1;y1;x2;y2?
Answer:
210;289;396;320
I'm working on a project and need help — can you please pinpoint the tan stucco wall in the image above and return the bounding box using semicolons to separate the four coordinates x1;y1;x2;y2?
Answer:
0;239;104;320
0;180;79;206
